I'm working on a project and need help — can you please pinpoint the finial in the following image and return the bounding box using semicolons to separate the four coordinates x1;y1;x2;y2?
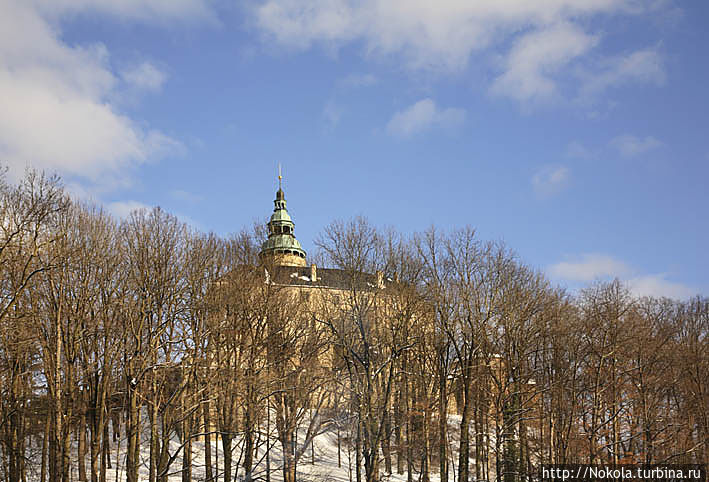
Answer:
278;162;282;189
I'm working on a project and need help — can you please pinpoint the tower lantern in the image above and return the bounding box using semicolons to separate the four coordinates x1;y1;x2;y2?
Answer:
259;168;307;267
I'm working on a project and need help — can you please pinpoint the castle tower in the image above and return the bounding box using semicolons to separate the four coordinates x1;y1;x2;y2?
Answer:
259;170;307;267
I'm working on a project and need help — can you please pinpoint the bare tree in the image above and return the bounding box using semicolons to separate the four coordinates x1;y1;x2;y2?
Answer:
267;280;332;482
1;166;707;481
578;280;634;465
315;218;416;482
120;206;187;482
673;297;709;463
207;231;271;482
0;169;68;482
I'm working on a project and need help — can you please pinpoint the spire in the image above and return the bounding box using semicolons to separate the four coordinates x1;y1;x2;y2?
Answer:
259;171;307;267
275;163;285;205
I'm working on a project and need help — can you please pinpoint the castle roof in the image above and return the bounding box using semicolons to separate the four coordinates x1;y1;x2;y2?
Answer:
269;265;388;291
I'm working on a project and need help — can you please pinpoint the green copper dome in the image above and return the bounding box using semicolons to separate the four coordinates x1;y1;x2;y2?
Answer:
269;206;293;224
260;186;307;263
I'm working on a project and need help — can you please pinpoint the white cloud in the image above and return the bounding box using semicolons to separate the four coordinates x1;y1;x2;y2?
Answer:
253;1;668;106
549;254;632;282
549;253;698;299
0;0;203;187
628;274;696;300
32;0;216;24
253;0;635;71
490;23;598;102
610;134;664;158
532;165;570;197
107;200;152;219
386;98;465;138
122;61;167;91
580;47;665;98
108;200;201;229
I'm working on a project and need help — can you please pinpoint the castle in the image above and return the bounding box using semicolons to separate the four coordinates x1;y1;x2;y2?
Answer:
258;176;385;291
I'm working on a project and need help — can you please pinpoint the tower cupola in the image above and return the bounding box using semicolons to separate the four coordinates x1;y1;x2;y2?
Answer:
259;169;307;267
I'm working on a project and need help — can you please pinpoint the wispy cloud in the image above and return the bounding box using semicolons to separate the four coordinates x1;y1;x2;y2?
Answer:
627;274;696;299
549;254;632;282
35;0;216;24
532;165;570;197
107;199;201;229
386;98;465;138
549;253;697;299
252;2;671;108
579;47;665;99
610;134;664;158
253;1;642;72
122;61;167;91
107;200;152;219
491;23;597;103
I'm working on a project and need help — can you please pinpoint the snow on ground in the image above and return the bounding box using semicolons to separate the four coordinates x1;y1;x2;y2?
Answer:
56;409;467;482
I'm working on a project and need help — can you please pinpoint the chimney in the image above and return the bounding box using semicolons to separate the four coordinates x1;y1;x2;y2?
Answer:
310;263;317;283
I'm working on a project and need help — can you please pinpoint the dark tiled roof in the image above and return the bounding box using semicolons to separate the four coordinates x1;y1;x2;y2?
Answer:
270;266;384;291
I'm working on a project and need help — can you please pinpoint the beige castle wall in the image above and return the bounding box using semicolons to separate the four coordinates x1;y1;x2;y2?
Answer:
270;252;307;267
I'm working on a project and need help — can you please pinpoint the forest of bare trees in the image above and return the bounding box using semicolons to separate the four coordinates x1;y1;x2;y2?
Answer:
0;168;707;482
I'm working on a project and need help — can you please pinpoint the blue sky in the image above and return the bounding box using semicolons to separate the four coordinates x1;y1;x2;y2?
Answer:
1;0;707;298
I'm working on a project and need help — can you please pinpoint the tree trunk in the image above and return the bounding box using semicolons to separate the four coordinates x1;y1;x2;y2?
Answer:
101;412;110;482
41;415;50;482
9;405;20;482
439;362;448;482
356;421;362;482
158;413;170;482
53;303;63;482
395;387;403;475
203;402;213;482
382;409;392;475
421;402;431;482
503;399;517;482
243;404;254;481
90;403;100;482
221;431;233;482
458;387;470;482
61;364;73;482
126;384;140;482
458;394;471;482
79;402;87;482
150;396;158;482
182;415;192;482
281;428;297;482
